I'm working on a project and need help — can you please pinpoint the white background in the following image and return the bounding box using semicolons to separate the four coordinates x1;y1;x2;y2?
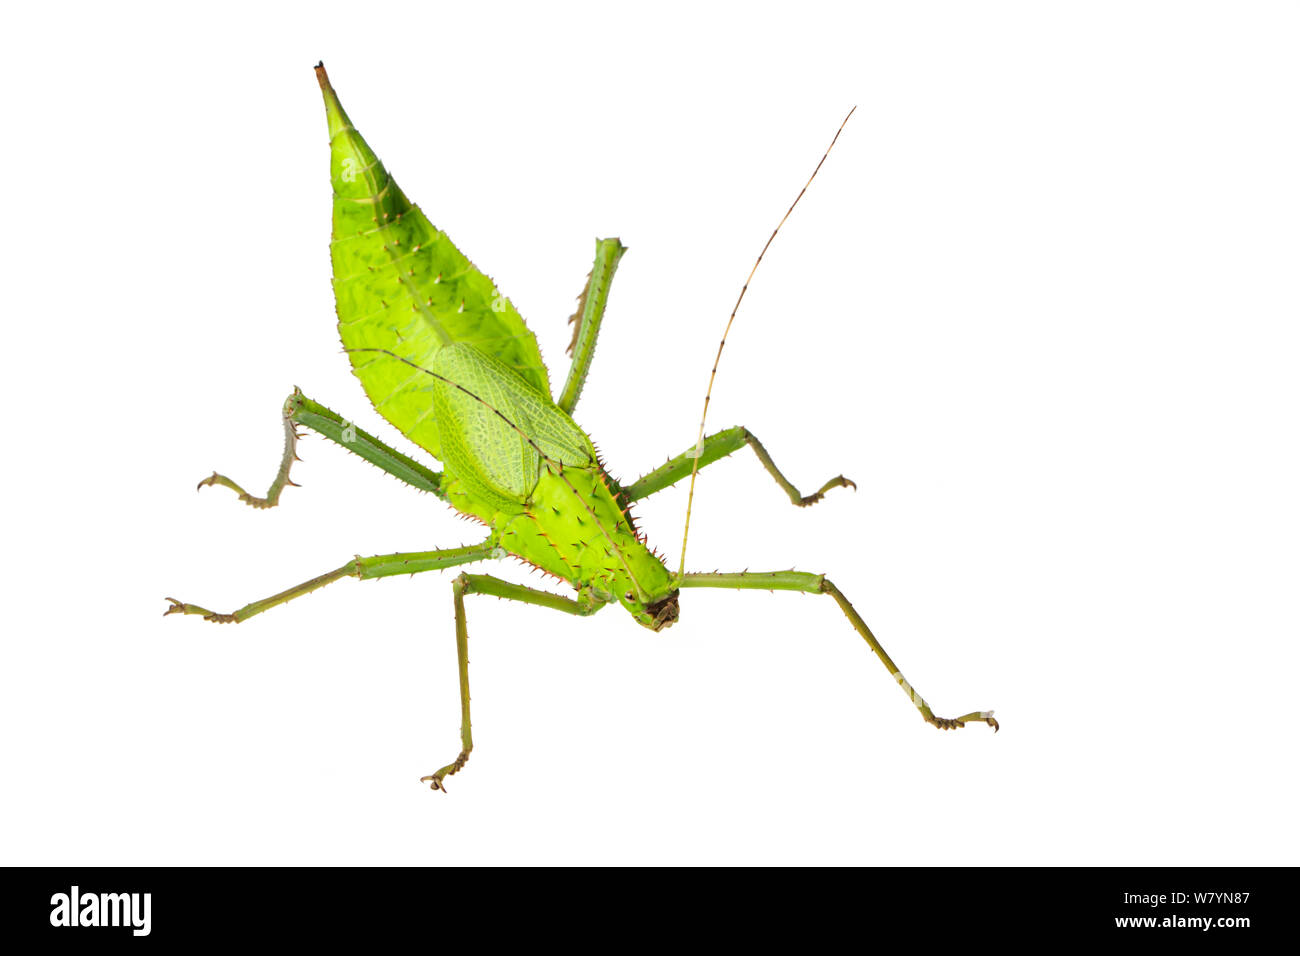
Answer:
2;1;1297;865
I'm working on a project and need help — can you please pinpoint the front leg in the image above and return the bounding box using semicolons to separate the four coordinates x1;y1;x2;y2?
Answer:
622;426;855;506
679;570;998;732
424;573;605;792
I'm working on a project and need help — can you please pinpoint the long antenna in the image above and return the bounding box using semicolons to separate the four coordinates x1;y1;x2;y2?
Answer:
676;106;857;582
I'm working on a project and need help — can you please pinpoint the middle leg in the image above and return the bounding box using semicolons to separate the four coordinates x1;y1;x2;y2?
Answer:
164;541;498;624
423;573;606;791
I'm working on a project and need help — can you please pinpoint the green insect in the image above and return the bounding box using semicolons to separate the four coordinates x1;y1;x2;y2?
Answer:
166;63;998;791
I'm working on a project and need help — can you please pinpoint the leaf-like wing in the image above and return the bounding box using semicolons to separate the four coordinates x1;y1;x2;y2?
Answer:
316;64;550;462
431;344;592;511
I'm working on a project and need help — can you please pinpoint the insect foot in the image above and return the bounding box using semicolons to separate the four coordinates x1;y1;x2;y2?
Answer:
421;751;470;793
194;410;303;510
196;471;258;501
797;474;858;507
196;470;297;509
926;710;999;732
163;598;238;623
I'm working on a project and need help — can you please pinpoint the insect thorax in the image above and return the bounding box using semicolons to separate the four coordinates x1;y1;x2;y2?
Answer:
445;452;675;610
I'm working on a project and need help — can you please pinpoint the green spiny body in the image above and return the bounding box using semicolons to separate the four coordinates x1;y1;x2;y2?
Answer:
317;67;677;628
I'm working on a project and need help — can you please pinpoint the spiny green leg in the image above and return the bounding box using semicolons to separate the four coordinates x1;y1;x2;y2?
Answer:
197;394;300;509
679;571;998;732
623;426;856;506
424;572;605;792
557;238;626;415
164;542;496;624
197;388;445;508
